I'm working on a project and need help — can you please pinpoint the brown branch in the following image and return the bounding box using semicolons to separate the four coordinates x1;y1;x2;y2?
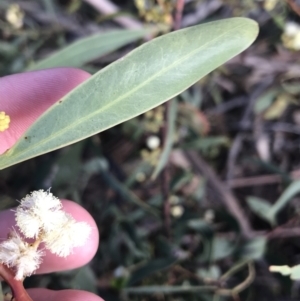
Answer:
286;0;300;16
160;0;186;238
0;264;33;301
185;151;253;239
267;227;300;240
161;101;171;239
226;169;300;188
225;80;274;181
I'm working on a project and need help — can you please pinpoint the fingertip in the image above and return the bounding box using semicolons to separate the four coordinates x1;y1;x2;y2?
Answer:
0;68;91;154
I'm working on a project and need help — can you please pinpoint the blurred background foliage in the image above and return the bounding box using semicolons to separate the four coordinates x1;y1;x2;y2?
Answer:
3;0;300;300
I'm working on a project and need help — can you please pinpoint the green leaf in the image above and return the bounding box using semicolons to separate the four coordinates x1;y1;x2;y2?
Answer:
27;29;153;70
183;136;229;151
0;17;258;170
270;180;300;217
128;257;177;286
70;266;97;293
247;182;300;226
187;219;212;233
196;265;221;280
211;237;234;261
240;236;266;260
246;196;275;225
282;83;300;95
254;89;279;114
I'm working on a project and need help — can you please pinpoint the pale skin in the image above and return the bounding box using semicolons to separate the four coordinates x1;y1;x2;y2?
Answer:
0;68;103;301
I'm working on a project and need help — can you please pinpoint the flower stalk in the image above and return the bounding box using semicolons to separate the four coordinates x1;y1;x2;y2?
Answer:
0;263;33;301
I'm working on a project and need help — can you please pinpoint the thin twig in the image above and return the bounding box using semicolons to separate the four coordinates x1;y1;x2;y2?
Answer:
286;0;300;16
227;174;284;188
181;0;222;27
219;259;250;282
161;101;172;238
174;0;185;30
225;134;245;181
268;227;300;239
84;0;142;29
217;262;255;297
227;169;300;188
225;78;274;180
185;150;253;239
160;0;186;238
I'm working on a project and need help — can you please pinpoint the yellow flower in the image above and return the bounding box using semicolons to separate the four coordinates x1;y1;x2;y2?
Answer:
0;112;10;132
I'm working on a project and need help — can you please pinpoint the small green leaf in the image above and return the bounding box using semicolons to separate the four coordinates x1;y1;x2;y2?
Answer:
254;89;279;114
0;18;258;170
27;29;153;70
282;83;300;95
211;237;234;261
263;94;292;120
187;219;211;232
246;196;275;225
270;180;300;217
128;257;177;286
249;181;300;226
183;136;229;151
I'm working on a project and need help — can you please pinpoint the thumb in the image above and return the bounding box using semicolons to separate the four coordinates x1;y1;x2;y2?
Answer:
0;68;90;155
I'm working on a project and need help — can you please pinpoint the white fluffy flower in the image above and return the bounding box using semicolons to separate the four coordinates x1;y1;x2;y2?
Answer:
16;189;91;257
0;189;92;281
0;231;44;280
16;190;64;238
43;213;91;257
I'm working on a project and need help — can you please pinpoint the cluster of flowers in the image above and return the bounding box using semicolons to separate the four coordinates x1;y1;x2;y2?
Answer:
0;190;91;280
0;111;10;132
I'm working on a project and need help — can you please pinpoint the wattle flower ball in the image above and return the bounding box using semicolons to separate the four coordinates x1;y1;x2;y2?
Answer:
0;190;91;280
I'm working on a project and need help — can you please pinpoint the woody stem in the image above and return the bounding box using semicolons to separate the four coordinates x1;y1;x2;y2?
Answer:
0;263;33;301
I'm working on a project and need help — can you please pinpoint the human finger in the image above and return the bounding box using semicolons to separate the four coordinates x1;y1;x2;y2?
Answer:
0;68;90;154
0;200;99;274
